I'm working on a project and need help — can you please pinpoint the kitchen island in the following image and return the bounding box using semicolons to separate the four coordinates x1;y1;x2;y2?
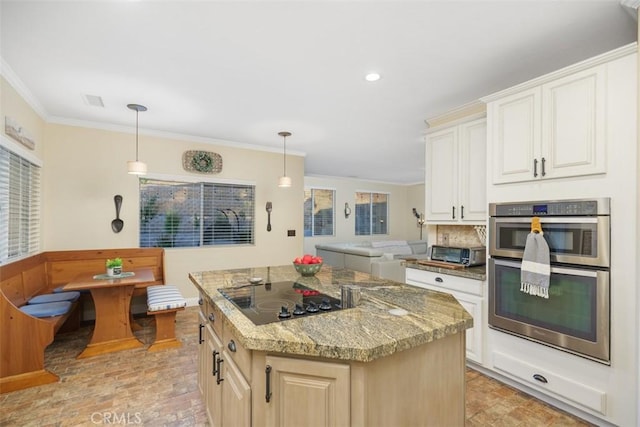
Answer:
190;265;472;427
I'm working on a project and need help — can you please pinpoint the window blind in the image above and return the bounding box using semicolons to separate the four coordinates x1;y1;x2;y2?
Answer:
140;178;254;248
304;188;335;237
0;145;41;263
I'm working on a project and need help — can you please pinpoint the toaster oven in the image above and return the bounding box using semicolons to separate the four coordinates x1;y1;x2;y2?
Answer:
429;245;486;266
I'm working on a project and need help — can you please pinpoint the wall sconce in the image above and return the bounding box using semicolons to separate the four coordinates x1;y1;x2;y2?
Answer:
344;202;352;218
412;208;426;240
127;103;147;175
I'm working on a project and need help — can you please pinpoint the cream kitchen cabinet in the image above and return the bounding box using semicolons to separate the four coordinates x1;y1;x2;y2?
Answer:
486;63;606;184
405;268;485;364
263;355;350;426
425;118;486;223
199;294;250;427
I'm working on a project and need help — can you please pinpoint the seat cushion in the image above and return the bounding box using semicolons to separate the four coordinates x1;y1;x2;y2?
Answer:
147;285;187;312
20;301;72;318
28;291;81;304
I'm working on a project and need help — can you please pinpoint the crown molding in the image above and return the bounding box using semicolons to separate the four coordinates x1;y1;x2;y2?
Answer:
0;57;49;120
47;115;307;158
620;0;640;19
425;100;486;130
482;42;637;103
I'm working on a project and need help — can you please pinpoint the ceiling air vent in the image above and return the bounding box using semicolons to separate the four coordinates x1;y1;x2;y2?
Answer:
83;94;104;107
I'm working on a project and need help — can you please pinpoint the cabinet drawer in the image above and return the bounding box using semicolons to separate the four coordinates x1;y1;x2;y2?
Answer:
203;298;223;338
406;268;483;296
222;326;252;381
493;351;606;414
199;292;207;316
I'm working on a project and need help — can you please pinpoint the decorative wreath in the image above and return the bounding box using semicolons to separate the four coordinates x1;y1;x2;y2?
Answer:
192;152;213;172
182;150;223;174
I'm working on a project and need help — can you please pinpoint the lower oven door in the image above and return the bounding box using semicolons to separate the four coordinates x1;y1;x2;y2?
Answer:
489;258;610;364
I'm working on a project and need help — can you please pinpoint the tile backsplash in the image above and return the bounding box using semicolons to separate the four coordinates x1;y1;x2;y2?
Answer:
437;225;485;247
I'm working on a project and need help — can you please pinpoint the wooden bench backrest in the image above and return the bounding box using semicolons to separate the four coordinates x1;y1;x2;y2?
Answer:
0;253;48;307
0;249;164;306
45;248;165;288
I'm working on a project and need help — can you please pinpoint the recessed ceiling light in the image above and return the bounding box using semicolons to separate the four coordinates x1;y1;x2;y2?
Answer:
365;73;381;82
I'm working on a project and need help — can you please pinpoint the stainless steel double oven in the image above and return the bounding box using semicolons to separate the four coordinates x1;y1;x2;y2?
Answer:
488;198;610;364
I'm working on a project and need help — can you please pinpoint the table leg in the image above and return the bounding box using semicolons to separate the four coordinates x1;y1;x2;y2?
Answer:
77;285;143;358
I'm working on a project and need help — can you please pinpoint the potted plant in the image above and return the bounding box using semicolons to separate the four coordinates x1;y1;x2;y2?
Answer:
106;258;123;276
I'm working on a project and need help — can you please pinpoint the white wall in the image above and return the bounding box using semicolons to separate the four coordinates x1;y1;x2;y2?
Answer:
302;175;425;255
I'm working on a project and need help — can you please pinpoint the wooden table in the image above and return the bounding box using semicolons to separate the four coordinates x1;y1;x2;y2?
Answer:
63;268;155;358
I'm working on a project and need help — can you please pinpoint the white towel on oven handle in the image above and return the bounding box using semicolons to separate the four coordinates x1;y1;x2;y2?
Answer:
520;232;551;299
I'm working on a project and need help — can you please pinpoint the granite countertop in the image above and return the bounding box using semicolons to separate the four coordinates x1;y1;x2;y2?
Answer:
404;262;487;281
189;265;472;363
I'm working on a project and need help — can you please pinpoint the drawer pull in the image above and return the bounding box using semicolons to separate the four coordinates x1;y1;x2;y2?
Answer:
533;374;548;384
228;340;237;352
216;355;224;384
212;350;219;376
435;277;444;283
199;323;204;344
265;365;273;403
208;313;215;322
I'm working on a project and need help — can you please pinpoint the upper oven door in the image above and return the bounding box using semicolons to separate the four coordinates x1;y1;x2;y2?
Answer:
489;216;610;267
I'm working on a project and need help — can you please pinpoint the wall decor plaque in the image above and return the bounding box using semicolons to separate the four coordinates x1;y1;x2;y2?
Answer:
182;150;222;174
5;116;35;150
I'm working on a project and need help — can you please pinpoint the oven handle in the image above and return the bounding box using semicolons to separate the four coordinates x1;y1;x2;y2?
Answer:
492;217;600;224
491;258;603;277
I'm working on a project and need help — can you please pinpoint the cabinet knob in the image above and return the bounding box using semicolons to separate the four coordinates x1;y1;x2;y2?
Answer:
198;298;203;306
228;340;237;352
208;313;215;322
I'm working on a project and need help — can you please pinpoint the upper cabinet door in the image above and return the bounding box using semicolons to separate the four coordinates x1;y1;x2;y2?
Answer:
426;126;458;222
489;88;541;184
541;65;606;180
459;119;487;222
488;63;606;184
425;118;487;224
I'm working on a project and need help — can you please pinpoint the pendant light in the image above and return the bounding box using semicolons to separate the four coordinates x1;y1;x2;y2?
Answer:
127;103;147;175
278;131;292;188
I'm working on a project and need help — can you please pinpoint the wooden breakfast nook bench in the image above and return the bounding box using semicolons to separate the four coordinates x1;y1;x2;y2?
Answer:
0;248;165;394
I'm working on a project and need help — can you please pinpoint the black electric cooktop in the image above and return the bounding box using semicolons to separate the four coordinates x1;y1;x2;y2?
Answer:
218;281;342;326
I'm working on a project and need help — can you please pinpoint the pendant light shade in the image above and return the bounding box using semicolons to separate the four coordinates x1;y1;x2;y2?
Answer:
278;131;292;188
127;103;147;175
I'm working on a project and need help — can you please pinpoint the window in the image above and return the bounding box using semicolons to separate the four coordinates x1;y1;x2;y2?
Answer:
355;192;388;236
0;145;41;263
140;178;254;248
304;188;334;237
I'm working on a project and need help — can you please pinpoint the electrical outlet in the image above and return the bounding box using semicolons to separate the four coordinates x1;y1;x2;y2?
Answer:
287;229;296;237
442;233;449;246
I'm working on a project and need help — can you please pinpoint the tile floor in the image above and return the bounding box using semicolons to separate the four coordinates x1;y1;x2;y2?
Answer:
0;307;593;426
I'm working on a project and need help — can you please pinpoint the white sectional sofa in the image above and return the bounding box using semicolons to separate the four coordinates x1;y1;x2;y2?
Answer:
315;240;429;282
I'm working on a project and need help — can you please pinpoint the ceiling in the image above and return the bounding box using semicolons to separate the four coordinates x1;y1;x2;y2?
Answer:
1;1;636;184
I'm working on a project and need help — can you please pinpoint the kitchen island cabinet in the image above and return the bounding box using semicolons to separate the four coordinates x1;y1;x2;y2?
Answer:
191;265;472;427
